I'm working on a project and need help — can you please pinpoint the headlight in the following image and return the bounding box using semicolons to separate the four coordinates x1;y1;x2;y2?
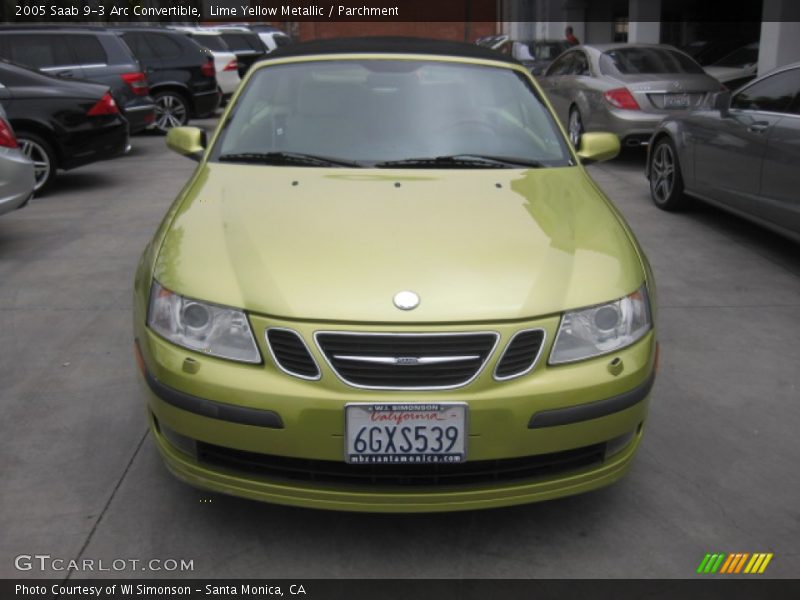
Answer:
550;285;652;364
147;280;261;364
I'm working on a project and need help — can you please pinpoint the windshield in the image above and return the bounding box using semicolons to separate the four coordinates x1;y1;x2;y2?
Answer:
713;45;758;67
212;59;572;167
600;47;705;75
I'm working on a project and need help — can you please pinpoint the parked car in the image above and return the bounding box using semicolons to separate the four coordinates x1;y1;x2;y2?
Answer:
134;38;657;512
168;27;241;103
539;43;722;147
478;37;571;75
0;104;35;215
246;24;292;53
704;42;760;90
0;27;156;134
112;27;219;133
681;38;756;67
0;59;128;193
204;26;269;77
647;62;800;242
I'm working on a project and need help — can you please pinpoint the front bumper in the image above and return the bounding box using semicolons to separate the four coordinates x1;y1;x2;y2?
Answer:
136;312;656;512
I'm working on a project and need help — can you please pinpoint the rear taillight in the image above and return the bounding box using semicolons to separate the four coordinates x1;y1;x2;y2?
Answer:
201;58;215;78
0;118;18;148
603;87;640;110
121;72;149;96
87;92;119;116
223;59;238;72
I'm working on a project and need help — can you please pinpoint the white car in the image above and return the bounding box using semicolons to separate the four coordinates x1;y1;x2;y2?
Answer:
251;29;292;53
705;42;759;89
169;27;241;101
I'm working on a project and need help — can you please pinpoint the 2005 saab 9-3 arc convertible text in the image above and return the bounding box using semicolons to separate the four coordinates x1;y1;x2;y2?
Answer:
133;38;658;512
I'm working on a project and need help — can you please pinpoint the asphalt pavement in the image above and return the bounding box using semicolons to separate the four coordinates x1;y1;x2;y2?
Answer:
1;122;798;579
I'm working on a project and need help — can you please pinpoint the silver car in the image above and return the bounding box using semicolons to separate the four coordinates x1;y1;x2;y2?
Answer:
0;103;34;217
539;44;722;148
646;62;800;242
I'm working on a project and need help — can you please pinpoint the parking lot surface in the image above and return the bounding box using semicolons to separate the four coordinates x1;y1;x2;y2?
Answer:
1;121;798;579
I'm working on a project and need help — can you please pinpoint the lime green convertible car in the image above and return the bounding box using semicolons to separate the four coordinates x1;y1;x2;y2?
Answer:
133;38;657;512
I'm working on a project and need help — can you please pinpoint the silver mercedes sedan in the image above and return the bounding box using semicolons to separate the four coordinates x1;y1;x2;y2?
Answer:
0;103;34;217
646;62;800;243
539;44;722;148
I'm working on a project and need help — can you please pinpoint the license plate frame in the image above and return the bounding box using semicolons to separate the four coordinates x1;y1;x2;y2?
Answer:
344;403;468;464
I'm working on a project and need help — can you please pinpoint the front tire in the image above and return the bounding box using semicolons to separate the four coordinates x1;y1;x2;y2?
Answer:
568;107;584;148
17;132;56;194
153;91;189;133
649;137;689;211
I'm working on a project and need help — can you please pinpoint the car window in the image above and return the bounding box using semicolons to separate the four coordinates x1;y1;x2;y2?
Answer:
600;48;705;75
273;35;291;48
69;35;107;65
146;34;183;60
732;68;800;114
547;53;575;76
4;34;73;69
221;33;262;52
123;33;157;62
191;34;228;53
572;52;590;76
714;45;759;67
535;42;568;61
214;59;572;166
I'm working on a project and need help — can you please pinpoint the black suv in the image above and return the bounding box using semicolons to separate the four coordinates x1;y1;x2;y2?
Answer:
0;27;156;134
112;27;219;132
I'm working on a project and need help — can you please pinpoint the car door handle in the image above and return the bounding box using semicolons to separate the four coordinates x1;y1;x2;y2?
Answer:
748;121;770;133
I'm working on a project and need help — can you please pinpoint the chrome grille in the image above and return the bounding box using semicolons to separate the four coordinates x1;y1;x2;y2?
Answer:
315;332;499;390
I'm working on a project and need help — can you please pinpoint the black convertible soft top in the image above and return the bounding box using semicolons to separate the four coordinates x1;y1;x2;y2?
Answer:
264;36;523;66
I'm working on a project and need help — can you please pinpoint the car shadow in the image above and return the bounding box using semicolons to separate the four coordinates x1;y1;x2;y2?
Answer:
681;201;800;275
42;171;117;196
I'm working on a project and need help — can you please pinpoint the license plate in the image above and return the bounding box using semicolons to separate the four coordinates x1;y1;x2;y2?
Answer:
663;93;690;108
345;403;467;464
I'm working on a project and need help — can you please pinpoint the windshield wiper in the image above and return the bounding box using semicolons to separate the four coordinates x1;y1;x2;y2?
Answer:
374;154;546;169
218;151;363;168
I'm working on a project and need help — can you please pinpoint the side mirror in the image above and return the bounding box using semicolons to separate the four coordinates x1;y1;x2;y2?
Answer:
576;132;620;164
166;126;206;161
711;90;731;115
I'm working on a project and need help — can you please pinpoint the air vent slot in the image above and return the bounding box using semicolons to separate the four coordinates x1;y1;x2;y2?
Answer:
266;328;320;380
494;329;546;380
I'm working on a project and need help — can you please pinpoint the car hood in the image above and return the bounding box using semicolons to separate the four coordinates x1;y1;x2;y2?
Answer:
153;164;644;323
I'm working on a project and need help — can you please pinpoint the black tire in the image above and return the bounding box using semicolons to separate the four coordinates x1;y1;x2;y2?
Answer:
568;106;584;148
16;131;57;195
649;137;689;211
153;90;189;133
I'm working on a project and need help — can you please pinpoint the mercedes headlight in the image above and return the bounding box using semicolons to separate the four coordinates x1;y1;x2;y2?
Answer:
550;285;652;364
147;280;261;363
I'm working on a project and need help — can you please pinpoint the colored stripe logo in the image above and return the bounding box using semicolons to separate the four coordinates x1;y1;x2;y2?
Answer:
697;553;773;574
